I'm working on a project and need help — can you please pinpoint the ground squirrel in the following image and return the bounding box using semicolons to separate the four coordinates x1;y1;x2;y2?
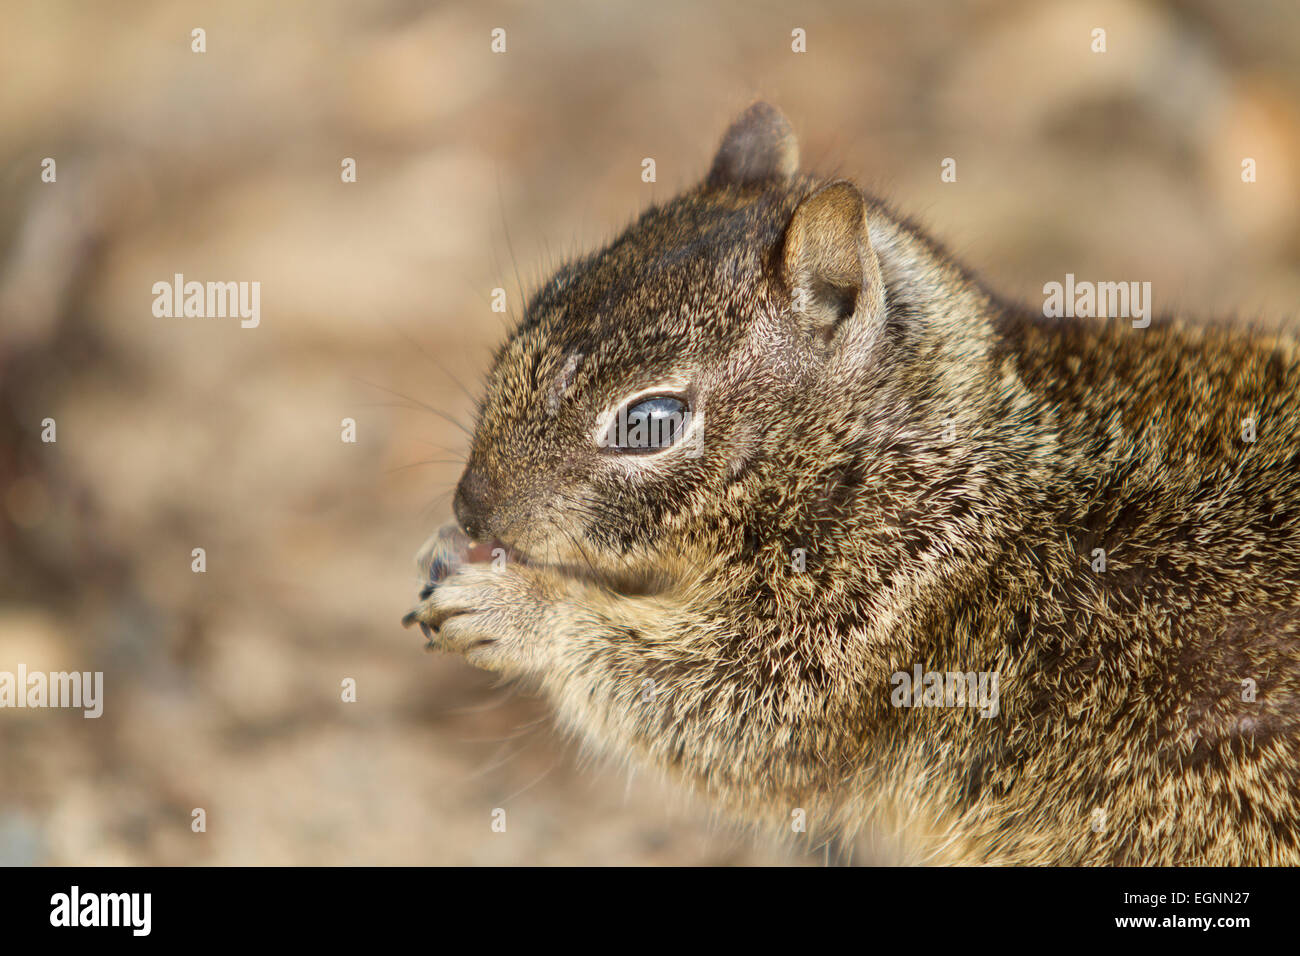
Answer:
402;103;1300;865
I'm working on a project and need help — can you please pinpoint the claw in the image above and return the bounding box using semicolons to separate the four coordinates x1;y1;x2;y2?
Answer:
406;520;509;641
402;597;470;633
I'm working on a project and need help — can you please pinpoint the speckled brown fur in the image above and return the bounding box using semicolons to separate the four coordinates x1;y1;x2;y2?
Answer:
404;103;1300;865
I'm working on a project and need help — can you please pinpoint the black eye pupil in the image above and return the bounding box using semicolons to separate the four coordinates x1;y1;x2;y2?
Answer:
609;395;689;451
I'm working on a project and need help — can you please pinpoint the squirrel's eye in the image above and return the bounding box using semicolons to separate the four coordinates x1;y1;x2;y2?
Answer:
601;394;691;453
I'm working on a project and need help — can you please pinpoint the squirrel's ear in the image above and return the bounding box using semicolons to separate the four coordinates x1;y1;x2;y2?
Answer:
706;102;799;188
781;181;887;346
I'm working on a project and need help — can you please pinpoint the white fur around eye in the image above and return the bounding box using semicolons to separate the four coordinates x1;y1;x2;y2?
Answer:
593;384;703;460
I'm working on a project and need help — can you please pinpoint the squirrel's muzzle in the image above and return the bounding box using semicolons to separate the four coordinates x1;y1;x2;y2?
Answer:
452;466;494;541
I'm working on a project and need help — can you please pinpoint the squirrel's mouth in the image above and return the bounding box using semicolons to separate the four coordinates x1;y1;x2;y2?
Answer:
415;532;526;601
404;521;672;639
402;527;529;642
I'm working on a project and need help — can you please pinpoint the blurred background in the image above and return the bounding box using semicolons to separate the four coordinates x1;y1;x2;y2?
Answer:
0;0;1297;865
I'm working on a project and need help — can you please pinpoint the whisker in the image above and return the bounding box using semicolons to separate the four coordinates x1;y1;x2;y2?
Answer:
353;376;474;437
410;439;466;458
386;459;466;475
418;489;455;522
496;166;528;331
497;760;559;804
378;312;480;407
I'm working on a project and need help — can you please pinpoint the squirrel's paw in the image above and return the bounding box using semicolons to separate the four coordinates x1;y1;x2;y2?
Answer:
402;563;562;672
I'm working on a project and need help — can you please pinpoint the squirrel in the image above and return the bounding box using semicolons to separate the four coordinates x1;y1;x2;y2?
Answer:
402;102;1300;865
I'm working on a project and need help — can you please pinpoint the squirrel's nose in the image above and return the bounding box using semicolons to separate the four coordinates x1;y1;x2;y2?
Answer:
453;467;493;541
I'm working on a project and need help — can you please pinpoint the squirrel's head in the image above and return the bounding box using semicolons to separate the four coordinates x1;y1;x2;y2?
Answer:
452;103;932;583
420;104;1036;830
